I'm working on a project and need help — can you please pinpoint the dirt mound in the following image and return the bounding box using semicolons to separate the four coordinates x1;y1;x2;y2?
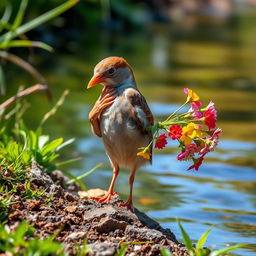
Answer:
7;163;188;256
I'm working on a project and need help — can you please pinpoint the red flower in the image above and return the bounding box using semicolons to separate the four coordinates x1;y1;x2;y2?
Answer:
204;102;217;131
188;154;206;171
155;134;168;149
168;125;182;140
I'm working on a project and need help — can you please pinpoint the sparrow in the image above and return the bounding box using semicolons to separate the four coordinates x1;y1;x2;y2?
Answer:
87;56;153;210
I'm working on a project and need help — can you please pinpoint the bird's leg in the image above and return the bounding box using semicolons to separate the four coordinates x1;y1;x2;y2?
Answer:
119;168;136;212
92;166;120;203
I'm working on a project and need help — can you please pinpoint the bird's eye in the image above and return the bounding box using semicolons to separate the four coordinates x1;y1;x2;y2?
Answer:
108;68;115;75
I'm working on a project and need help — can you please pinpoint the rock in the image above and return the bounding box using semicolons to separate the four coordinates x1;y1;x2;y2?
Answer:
87;242;116;256
125;226;165;242
78;188;107;199
93;217;127;233
65;231;87;241
6;163;189;256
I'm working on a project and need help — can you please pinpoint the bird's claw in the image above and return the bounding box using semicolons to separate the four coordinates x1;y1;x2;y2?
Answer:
91;191;117;203
118;200;134;212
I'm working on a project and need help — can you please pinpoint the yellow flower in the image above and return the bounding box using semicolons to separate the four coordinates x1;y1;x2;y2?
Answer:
184;88;200;102
137;150;151;160
180;123;203;145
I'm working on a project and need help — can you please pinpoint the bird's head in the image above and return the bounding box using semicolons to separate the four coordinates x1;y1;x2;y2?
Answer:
87;56;136;89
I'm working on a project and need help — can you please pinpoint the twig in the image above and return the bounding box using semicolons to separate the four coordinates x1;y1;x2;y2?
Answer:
0;83;48;110
0;50;46;84
0;50;51;100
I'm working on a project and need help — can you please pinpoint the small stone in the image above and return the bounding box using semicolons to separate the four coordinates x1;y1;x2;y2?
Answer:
78;188;107;199
87;242;116;256
64;205;77;213
133;244;141;251
65;231;86;241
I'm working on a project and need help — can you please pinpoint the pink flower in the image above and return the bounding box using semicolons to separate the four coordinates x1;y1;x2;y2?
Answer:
204;102;217;131
212;128;222;140
191;100;202;111
198;128;222;155
169;125;182;140
177;143;198;161
188;154;206;171
155;134;168;149
189;107;203;120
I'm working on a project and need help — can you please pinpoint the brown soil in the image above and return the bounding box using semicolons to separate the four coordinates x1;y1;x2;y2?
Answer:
6;162;189;256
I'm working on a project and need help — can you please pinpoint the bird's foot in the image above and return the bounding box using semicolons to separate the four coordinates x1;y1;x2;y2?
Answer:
91;191;117;203
119;200;135;212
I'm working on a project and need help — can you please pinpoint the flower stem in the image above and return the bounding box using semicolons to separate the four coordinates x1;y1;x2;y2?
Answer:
163;100;189;123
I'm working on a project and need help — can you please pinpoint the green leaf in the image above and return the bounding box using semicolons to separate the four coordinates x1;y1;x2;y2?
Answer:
196;226;213;250
12;221;29;245
41;138;63;155
0;4;12;33
38;135;49;149
55;157;81;167
160;248;173;256
56;138;75;151
115;243;128;256
28;130;38;150
0;21;12;31
66;163;102;185
210;243;247;256
177;220;193;252
39;90;69;127
0;0;79;42
61;169;86;191
0;40;53;52
12;0;28;30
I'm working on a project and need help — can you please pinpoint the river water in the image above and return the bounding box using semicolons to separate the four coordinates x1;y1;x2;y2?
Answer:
6;12;256;256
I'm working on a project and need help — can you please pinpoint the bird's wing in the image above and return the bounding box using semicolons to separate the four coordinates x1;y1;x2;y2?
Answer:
125;88;154;163
88;94;103;137
125;87;154;128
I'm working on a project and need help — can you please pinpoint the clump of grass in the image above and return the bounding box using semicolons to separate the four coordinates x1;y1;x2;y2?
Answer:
160;220;247;256
0;91;76;221
0;221;92;256
0;221;65;255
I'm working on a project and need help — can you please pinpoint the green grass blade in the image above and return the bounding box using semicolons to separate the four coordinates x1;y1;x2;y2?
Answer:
114;243;128;256
61;169;86;190
12;0;28;30
160;248;173;256
0;0;79;42
0;21;12;31
210;243;247;256
196;226;213;250
0;40;53;52
0;64;5;95
0;4;12;33
177;220;193;252
66;163;102;185
39;90;69;127
56;138;75;151
55;157;81;167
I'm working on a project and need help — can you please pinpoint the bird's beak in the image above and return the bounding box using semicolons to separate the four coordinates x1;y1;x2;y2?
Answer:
87;73;105;88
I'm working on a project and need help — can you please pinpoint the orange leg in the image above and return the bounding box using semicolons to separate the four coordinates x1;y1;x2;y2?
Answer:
119;169;136;212
92;166;120;203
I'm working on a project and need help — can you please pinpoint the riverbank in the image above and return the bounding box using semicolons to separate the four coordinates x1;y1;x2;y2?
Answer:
4;162;188;256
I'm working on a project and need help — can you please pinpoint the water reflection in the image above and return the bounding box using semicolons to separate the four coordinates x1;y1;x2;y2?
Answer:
5;9;256;256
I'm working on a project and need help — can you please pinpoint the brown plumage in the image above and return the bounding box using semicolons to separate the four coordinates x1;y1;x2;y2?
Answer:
87;56;153;210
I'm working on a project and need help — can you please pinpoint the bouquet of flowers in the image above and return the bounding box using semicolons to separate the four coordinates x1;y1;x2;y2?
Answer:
137;88;222;171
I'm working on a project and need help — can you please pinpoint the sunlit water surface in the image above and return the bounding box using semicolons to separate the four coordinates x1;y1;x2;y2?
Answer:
6;13;256;255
